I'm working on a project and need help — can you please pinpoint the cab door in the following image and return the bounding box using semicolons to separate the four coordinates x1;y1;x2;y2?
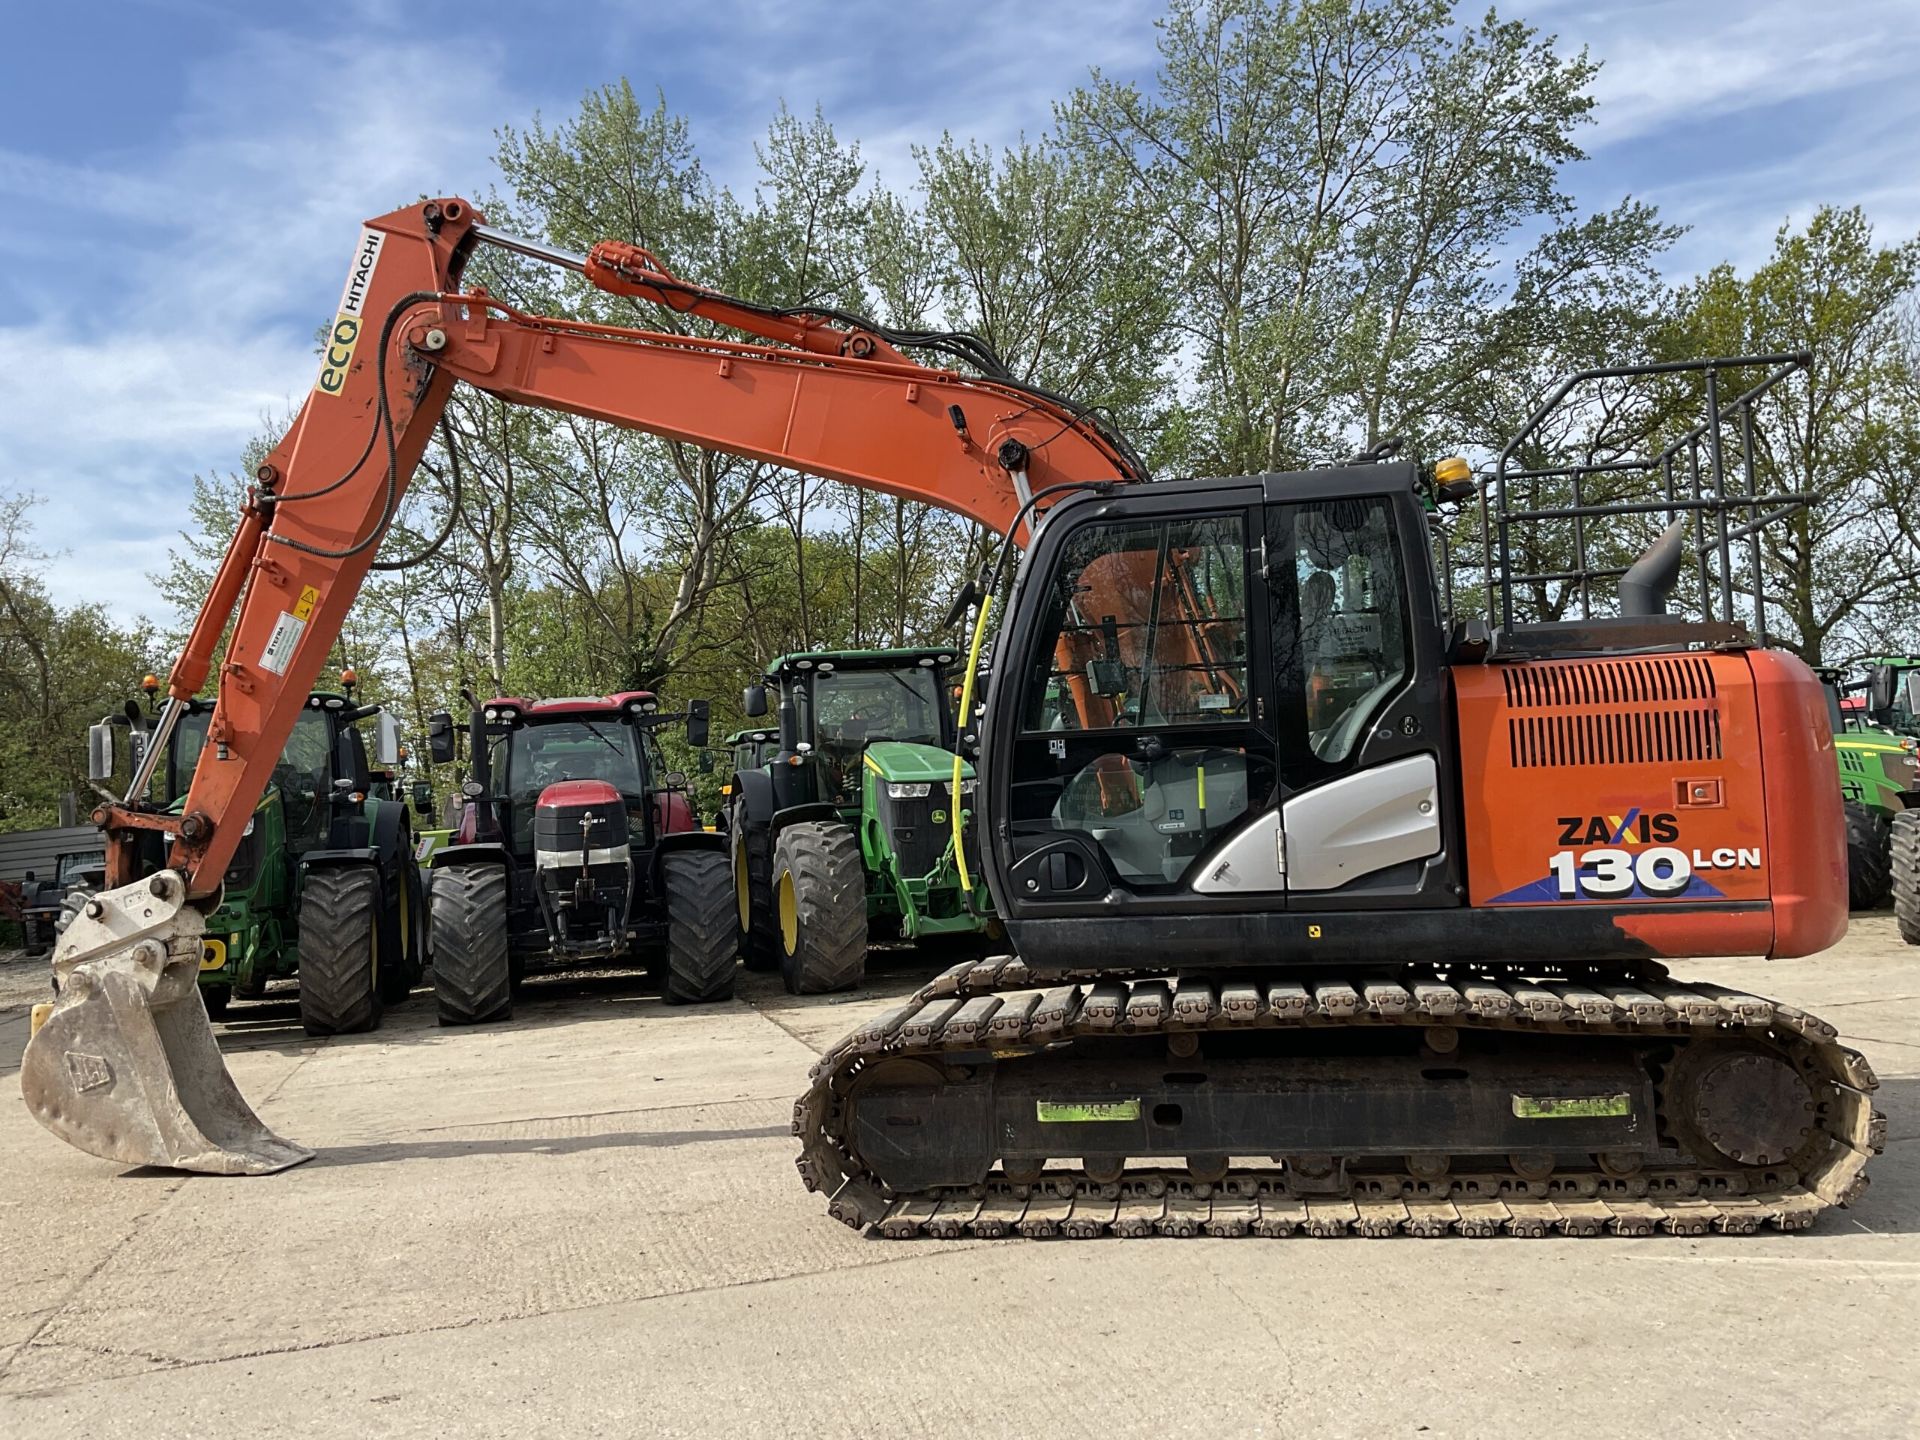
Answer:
995;483;1278;906
1254;471;1457;909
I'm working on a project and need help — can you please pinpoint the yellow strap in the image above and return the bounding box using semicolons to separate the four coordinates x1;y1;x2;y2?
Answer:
953;595;993;893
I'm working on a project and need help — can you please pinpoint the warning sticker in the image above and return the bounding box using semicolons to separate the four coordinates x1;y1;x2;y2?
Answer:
259;611;305;675
292;584;320;621
1035;1099;1140;1124
1511;1093;1632;1120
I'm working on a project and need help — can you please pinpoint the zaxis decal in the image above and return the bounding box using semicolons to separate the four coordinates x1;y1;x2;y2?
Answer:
1489;807;1762;904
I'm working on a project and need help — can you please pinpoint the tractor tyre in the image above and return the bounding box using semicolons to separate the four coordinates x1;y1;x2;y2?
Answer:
773;821;867;995
202;983;232;1020
1890;810;1920;944
660;850;739;1005
377;859;425;1004
431;864;513;1026
734;820;781;972
297;866;384;1037
1846;801;1893;911
21;915;49;957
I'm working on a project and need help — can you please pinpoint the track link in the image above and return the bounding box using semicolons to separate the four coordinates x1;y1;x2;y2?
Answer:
793;959;1882;1239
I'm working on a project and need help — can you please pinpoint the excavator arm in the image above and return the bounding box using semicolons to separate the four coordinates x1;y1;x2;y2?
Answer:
23;196;1139;1173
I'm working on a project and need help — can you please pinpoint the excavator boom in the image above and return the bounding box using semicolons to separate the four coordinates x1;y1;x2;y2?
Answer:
22;196;1137;1173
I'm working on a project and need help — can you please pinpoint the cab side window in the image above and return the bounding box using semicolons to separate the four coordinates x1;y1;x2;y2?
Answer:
1274;497;1411;765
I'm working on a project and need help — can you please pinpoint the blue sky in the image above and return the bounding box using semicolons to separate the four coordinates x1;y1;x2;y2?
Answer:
3;0;1917;623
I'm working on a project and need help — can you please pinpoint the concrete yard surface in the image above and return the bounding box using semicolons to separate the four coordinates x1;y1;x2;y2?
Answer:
0;922;1915;1439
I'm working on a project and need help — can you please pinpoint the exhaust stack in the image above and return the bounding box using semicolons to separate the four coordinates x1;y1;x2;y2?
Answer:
1619;519;1688;618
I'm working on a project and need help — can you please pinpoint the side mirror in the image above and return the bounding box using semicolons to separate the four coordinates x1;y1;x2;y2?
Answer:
427;711;457;764
697;750;715;774
372;709;403;768
1904;670;1920;720
1869;665;1897;716
685;698;711;749
742;684;769;718
410;780;435;815
87;723;117;783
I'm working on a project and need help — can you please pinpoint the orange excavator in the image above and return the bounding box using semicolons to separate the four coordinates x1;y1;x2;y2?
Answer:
24;199;1880;1238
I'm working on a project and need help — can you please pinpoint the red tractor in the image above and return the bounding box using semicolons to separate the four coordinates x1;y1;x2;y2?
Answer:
424;691;734;1024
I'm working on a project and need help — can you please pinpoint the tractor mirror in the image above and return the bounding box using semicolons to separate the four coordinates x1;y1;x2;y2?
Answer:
87;723;117;783
372;709;403;768
685;698;711;749
1904;670;1920;720
410;780;435;815
697;750;715;774
1869;665;1897;715
426;711;457;764
742;684;769;718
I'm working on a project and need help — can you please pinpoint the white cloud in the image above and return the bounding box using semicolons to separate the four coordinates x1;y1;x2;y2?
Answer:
0;21;517;622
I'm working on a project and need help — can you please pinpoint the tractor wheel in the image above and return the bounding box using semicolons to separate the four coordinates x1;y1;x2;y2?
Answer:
773;821;867;995
1845;801;1893;911
660;850;738;1005
298;866;384;1037
376;859;424;1004
202;983;232;1020
1890;810;1920;944
431;864;512;1026
734;820;780;972
21;915;48;957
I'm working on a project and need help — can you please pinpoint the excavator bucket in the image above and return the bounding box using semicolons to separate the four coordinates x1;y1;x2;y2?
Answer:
19;872;312;1175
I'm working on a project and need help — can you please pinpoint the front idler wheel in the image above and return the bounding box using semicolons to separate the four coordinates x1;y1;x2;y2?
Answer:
1664;1039;1820;1168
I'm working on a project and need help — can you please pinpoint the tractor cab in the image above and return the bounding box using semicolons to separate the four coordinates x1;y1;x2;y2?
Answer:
1864;657;1920;736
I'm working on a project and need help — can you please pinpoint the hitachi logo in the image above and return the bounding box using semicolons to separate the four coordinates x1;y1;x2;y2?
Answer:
337;229;384;319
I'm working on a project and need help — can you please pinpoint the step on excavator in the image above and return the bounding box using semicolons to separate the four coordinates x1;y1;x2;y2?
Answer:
23;200;1880;1239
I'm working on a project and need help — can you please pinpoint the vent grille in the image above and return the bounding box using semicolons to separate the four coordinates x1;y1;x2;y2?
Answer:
1501;655;1717;709
1502;658;1723;769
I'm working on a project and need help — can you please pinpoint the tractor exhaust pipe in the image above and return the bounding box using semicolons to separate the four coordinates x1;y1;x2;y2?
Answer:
20;873;313;1174
1619;519;1687;618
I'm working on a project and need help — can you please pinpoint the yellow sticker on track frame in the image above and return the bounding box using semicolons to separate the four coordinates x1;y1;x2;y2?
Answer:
1036;1099;1141;1123
1511;1092;1632;1119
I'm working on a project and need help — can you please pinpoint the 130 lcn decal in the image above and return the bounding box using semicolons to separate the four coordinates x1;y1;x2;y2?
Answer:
1490;805;1761;904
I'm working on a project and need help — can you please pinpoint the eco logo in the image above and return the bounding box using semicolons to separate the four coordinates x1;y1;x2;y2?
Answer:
314;228;385;397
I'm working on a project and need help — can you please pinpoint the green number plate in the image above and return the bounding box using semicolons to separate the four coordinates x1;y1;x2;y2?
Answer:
1511;1093;1632;1120
1036;1099;1141;1123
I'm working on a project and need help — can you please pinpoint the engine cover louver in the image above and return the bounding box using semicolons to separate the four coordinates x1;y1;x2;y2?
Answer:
1500;657;1723;768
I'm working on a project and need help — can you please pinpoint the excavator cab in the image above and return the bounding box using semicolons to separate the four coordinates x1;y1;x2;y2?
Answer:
986;465;1456;964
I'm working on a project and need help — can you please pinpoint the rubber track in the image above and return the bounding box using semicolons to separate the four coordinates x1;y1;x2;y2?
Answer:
776;822;867;994
794;959;1883;1239
661;850;739;1004
1845;801;1893;911
1890;809;1920;944
431;865;512;1025
298;866;382;1036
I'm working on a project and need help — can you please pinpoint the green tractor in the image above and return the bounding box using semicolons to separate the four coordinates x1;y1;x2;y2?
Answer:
1843;656;1920;941
727;648;993;993
90;678;429;1033
1816;665;1918;910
